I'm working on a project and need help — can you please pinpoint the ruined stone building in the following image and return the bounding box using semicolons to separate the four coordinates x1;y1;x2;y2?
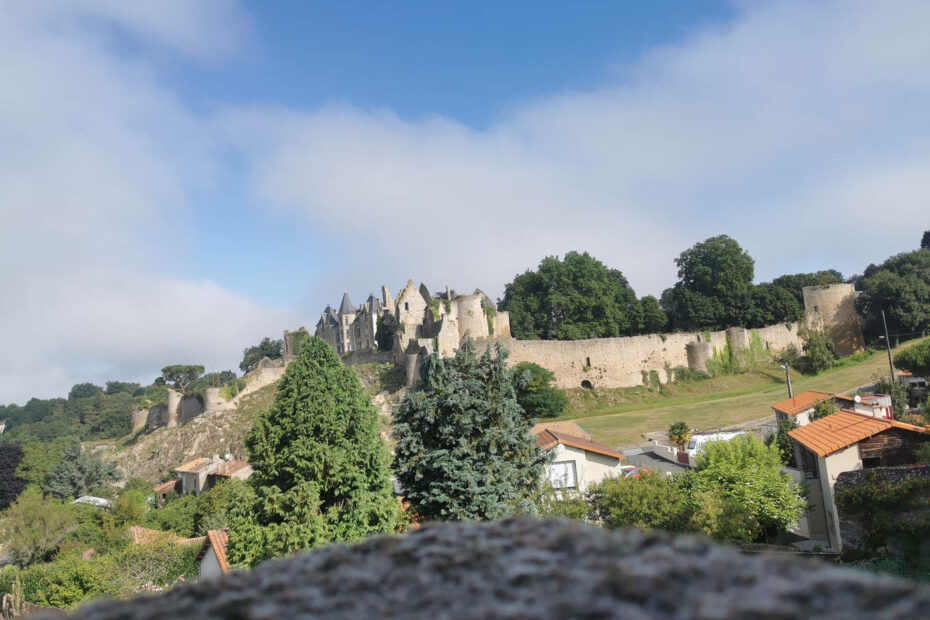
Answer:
295;281;865;393
311;279;512;359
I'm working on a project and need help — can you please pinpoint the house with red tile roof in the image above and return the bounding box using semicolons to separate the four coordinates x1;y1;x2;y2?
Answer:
532;423;624;492
772;390;889;427
787;409;930;551
173;456;253;496
195;530;231;579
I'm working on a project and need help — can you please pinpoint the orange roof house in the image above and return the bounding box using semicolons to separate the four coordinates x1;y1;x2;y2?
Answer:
789;410;928;458
772;390;887;427
786;409;930;552
195;530;231;579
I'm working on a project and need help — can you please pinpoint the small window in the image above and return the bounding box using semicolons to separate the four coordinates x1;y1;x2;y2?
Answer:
405;302;409;311
549;461;577;489
585;357;591;367
813;305;820;313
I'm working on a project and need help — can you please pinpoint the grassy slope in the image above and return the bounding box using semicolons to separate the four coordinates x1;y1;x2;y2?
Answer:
567;338;927;449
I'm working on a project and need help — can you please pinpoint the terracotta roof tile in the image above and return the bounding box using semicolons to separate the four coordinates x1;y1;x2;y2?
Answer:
531;421;590;440
786;409;928;457
533;429;623;460
772;390;879;417
174;458;215;473
214;460;250;477
771;391;834;416
153;478;181;494
196;530;231;574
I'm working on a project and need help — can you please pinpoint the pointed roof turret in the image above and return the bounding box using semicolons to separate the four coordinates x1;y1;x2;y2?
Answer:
339;292;356;314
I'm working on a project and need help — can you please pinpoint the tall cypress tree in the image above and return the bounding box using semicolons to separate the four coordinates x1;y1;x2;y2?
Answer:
227;337;400;567
393;341;547;521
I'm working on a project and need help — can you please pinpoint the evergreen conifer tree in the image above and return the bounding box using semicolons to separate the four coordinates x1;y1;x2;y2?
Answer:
393;341;547;521
227;337;400;567
43;438;120;499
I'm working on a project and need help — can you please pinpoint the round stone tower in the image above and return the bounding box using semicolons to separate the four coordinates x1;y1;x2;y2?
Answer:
166;389;181;428
686;342;713;373
802;284;864;356
455;295;490;340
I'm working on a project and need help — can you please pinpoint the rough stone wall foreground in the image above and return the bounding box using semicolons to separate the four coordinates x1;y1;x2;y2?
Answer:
43;517;930;620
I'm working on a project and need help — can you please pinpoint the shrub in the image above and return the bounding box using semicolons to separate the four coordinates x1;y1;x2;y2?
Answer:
587;473;692;532
513;362;568;419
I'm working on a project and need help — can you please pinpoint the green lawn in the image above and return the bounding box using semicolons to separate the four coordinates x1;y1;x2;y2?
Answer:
566;338;926;449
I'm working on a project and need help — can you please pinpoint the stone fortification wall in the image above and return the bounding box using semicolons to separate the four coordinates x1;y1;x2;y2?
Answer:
485;322;801;390
178;397;204;425
803;283;864;356
341;349;394;366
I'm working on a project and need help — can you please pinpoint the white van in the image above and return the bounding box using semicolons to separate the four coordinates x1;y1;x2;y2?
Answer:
685;431;748;459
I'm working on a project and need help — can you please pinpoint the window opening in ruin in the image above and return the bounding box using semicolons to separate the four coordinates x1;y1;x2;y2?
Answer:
405;302;409;310
585;357;591;368
581;380;594;390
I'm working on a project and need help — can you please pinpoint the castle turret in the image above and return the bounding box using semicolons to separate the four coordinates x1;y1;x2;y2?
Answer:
802;283;864;356
166;389;181;428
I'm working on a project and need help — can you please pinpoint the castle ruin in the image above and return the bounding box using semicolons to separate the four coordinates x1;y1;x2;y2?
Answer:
293;280;864;391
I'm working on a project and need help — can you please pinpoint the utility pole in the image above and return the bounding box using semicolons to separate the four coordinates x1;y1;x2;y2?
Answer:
882;309;895;382
781;364;793;399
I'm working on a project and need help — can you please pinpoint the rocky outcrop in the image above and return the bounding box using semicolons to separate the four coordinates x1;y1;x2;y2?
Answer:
108;382;278;482
41;517;930;619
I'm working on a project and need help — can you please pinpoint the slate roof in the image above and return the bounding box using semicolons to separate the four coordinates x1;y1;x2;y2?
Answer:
339;292;356;314
788;409;928;457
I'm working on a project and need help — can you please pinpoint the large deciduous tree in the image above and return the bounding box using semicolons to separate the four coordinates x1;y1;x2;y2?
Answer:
771;270;844;305
499;251;645;340
159;365;205;394
513;362;568;419
239;337;284;373
0;443;28;510
663;235;756;330
894;339;930;377
226;337;400;568
393;342;547;521
857;250;930;339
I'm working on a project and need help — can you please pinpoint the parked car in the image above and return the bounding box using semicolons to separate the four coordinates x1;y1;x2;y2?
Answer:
619;466;651;479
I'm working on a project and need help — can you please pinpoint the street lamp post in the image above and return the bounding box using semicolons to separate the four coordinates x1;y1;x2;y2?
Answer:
781;364;793;399
881;309;896;382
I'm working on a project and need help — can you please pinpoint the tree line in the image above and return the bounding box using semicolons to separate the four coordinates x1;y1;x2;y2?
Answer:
499;230;930;341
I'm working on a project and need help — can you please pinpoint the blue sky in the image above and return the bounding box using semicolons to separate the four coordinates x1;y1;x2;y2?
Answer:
2;1;929;402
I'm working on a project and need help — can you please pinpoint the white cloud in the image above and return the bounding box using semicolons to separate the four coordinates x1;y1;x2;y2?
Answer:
228;0;930;304
0;2;295;404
